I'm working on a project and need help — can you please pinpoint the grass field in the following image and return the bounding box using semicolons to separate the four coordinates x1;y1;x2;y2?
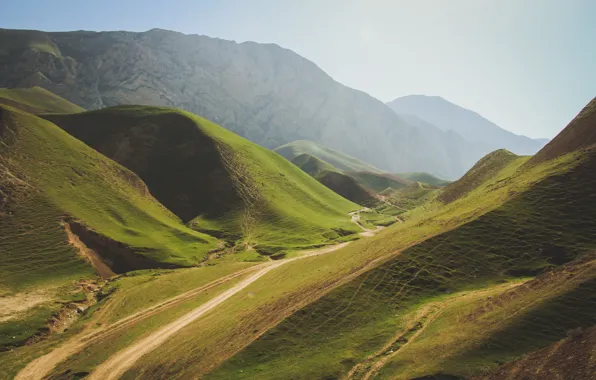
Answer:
0;87;85;114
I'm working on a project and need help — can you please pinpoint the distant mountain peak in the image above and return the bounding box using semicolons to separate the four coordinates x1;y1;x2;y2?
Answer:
387;94;547;156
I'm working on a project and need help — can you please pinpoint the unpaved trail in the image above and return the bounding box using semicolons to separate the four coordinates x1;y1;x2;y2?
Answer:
16;242;350;380
87;242;350;380
14;265;262;380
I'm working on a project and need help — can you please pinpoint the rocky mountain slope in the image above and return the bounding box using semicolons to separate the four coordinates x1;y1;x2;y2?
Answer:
0;27;503;179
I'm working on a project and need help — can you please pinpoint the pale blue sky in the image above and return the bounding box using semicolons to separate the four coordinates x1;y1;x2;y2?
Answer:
1;0;594;138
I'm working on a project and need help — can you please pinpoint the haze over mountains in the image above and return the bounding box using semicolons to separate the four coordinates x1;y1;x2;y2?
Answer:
1;19;595;380
0;28;548;179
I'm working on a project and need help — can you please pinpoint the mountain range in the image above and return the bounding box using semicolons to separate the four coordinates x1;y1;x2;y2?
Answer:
0;28;548;179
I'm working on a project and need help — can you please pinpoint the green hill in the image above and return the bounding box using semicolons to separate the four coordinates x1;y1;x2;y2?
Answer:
396;172;450;187
275;140;383;173
291;153;337;177
0;87;84;114
46;106;360;254
315;170;376;207
438;149;519;204
0;104;220;348
528;97;596;166
347;171;412;193
202;99;596;380
0;105;219;291
291;154;375;206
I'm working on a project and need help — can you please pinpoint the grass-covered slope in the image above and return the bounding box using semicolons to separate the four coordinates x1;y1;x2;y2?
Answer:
396;172;450;187
0;105;219;292
275;140;383;173
291;154;375;206
315;170;376;207
291;153;337;177
205;136;596;379
46;106;359;253
0;87;85;114
438;149;519;204
347;171;412;193
528;96;596;166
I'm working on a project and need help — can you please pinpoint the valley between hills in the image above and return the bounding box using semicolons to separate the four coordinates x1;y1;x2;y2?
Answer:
0;26;595;380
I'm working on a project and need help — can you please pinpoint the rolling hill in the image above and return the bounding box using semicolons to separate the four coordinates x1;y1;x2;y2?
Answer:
290;153;337;177
192;98;596;380
0;87;85;114
276;140;383;173
45;106;360;254
396;172;450;187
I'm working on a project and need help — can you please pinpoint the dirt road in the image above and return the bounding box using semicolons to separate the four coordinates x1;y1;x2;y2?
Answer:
88;243;349;380
15;242;350;380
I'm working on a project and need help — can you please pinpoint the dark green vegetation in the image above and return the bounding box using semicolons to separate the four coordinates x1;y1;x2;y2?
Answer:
348;171;412;193
276;140;383;173
1;105;220;290
45;106;359;254
0;104;220;349
0;87;85;114
291;153;337;177
396;172;450;187
205;98;596;379
316;171;376;207
291;154;376;206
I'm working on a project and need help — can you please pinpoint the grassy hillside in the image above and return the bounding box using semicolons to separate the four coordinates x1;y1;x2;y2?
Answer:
438;149;519;204
0;105;221;348
46;106;360;254
275;140;383;173
1;105;221;290
396;172;450;187
291;154;375;206
528;96;596;166
477;324;596;380
315;170;376;206
0;87;85;114
348;171;412;193
203;140;596;380
291;153;337;177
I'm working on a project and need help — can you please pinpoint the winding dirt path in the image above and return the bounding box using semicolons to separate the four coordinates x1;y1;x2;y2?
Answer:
17;209;378;380
15;241;353;380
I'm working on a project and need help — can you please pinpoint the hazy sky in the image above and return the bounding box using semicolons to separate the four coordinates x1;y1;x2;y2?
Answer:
2;0;595;138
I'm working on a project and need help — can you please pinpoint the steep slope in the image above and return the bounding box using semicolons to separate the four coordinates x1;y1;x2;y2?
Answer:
387;95;547;155
315;170;376;207
348;171;412;193
438;149;519;204
291;153;337;177
396;172;450;187
204;144;596;380
476;325;596;380
196;99;596;380
0;87;85;114
45;106;359;253
528;97;596;165
0;105;220;349
277;140;383;173
0;105;219;291
2;27;485;178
